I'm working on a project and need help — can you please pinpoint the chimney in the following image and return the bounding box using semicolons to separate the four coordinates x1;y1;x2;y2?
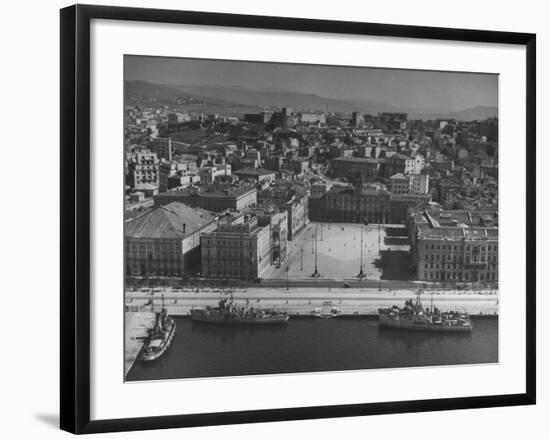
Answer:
182;223;186;234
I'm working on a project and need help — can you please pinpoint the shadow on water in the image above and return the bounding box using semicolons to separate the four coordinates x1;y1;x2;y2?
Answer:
377;325;472;350
189;320;289;338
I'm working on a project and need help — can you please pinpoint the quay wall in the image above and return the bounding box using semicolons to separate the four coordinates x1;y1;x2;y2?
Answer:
125;288;499;316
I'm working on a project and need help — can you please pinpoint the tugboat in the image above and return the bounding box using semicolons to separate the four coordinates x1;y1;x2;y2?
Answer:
140;295;176;362
378;290;473;332
190;292;289;325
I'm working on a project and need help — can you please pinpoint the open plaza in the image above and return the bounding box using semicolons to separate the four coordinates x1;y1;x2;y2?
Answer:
267;222;410;281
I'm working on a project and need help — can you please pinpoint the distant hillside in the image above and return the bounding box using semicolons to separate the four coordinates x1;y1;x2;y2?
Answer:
173;84;393;114
408;106;498;121
125;80;498;121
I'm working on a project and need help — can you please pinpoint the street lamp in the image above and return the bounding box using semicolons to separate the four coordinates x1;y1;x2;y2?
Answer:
286;264;290;290
357;219;368;279
311;223;320;277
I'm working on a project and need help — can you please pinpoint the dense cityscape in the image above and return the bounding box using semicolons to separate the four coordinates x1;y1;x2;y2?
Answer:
122;60;499;380
124;97;498;287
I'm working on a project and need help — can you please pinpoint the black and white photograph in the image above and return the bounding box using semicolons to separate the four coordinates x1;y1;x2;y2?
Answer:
123;55;499;382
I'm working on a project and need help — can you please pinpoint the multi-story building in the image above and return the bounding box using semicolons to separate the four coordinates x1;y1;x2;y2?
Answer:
408;208;498;283
389;173;410;195
389;173;430;195
154;184;257;212
127;150;159;189
158;159;198;192
291;158;310;175
125;202;217;277
329;157;383;182
257;182;310;241
151;137;173;162
199;164;231;184
233;168;276;183
308;183;430;224
200;214;272;279
404;154;425;175
285;193;309;240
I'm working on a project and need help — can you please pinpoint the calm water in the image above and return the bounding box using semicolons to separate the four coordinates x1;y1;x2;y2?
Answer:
127;317;498;381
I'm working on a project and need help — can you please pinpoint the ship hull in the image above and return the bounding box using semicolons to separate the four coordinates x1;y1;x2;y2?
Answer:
141;318;176;362
190;311;289;325
378;314;473;332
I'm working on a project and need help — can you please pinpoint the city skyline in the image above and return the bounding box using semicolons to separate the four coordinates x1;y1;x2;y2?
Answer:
125;55;498;113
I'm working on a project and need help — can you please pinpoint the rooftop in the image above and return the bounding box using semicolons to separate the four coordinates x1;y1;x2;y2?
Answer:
125;202;216;239
233;168;276;176
156;184;256;200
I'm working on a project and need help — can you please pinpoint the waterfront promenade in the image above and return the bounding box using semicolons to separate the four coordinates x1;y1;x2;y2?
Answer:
125;287;499;316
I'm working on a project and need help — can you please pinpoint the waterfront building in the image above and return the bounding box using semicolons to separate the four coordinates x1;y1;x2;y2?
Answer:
125;202;217;277
408;207;498;283
154;184;257;212
200;214;272;279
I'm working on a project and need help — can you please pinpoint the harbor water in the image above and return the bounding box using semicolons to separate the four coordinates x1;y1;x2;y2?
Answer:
126;316;498;381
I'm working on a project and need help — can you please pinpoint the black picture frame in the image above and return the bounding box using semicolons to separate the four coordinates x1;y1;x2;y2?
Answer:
60;4;536;434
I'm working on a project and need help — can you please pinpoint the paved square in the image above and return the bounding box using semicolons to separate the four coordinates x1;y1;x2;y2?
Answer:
268;222;409;281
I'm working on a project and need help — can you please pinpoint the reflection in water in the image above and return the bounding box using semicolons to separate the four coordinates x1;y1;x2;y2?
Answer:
377;325;473;352
127;317;498;381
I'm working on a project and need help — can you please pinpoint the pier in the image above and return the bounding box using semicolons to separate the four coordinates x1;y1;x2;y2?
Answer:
124;311;155;378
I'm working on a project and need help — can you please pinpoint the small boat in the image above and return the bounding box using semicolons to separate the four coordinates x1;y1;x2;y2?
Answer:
311;307;342;318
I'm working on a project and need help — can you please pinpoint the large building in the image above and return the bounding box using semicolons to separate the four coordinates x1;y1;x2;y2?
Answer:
408;208;498;283
200;213;272;279
158;159;198;192
154;184;257;212
125;202;217;277
308;183;430;224
329;157;383;182
233;168;276;183
389;173;429;195
127;150;159;189
151;137;173;161
257;182;310;241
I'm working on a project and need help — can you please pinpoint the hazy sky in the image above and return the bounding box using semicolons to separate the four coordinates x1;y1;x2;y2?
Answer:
125;55;497;112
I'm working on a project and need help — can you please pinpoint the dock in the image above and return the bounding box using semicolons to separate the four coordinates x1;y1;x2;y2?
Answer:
124;311;155;378
125;288;499;317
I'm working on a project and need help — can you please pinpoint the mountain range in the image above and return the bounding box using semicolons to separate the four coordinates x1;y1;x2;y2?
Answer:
125;80;497;121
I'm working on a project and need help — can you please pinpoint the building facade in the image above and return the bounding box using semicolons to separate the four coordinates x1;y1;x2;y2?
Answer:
329;157;383;182
200;214;272;279
408;208;498;283
125;202;217;277
151;137;173;162
308;184;430;224
127;150;159;189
